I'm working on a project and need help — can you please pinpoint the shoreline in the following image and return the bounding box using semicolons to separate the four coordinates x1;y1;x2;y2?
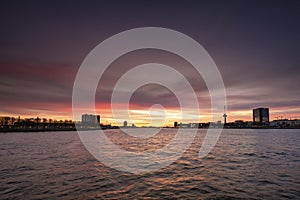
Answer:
1;127;299;133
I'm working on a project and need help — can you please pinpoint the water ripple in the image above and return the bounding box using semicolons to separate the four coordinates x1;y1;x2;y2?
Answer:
0;129;299;199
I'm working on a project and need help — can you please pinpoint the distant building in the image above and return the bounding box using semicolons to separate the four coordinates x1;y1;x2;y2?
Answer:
174;122;178;128
123;121;127;128
253;108;269;123
82;114;99;124
270;119;300;128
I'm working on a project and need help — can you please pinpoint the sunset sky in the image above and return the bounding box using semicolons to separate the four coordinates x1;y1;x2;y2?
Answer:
0;1;299;126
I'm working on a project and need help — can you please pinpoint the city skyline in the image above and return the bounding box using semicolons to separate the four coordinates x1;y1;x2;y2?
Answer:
1;106;299;128
0;1;299;127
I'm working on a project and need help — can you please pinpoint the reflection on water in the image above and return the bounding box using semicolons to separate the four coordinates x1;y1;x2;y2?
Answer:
0;129;299;199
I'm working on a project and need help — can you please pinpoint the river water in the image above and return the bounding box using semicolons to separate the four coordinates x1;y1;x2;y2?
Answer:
0;129;299;199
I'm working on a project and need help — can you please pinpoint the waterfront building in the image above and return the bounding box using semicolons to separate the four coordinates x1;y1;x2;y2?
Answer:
253;108;269;123
174;122;178;128
270;119;300;128
82;114;99;124
123;121;127;128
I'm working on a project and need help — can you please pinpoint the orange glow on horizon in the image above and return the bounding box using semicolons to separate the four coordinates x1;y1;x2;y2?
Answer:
1;103;299;127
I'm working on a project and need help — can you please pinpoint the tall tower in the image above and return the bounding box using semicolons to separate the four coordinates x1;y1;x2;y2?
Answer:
223;106;227;124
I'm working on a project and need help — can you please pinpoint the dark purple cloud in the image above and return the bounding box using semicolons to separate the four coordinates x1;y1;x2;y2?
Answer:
0;0;299;121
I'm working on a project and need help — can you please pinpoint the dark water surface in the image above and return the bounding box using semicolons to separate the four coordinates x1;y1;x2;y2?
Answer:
0;129;299;199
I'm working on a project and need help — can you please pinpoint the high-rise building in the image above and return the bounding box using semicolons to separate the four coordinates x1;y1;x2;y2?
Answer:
174;122;178;128
123;121;127;128
82;114;99;124
253;108;269;123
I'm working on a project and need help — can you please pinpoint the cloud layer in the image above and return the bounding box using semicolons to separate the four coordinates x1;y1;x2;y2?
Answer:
0;1;299;124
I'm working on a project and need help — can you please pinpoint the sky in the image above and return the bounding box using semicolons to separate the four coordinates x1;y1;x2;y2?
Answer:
0;0;299;126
